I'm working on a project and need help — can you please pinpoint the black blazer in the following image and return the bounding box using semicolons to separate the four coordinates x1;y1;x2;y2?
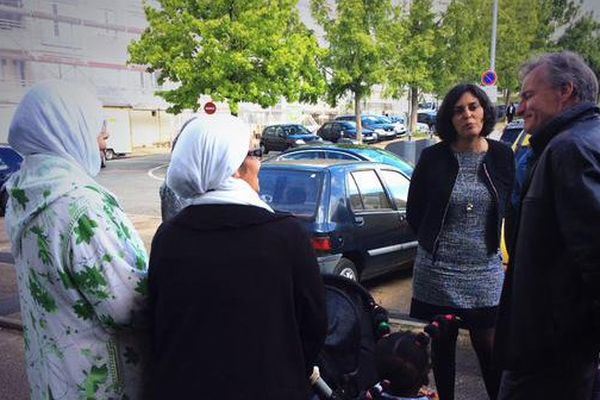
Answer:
148;204;327;399
407;139;515;255
495;103;600;371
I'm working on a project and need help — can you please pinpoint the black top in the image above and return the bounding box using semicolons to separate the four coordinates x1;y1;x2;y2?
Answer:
148;204;328;399
407;139;515;255
495;103;600;371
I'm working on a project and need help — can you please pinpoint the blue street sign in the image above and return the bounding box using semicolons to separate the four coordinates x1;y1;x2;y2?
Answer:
481;69;497;86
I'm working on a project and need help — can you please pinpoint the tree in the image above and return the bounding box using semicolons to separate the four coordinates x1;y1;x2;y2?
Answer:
557;13;600;98
495;0;543;103
384;0;436;133
432;0;581;105
432;0;490;97
310;0;393;141
128;0;326;114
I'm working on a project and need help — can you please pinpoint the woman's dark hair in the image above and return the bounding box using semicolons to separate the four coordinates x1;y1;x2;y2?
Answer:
435;83;496;142
375;331;431;396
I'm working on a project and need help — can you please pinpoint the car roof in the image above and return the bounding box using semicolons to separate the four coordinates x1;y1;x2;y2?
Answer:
505;119;524;129
261;159;358;169
260;158;399;172
278;143;392;154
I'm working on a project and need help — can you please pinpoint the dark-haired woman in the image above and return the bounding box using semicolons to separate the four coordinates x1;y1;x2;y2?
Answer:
407;83;515;400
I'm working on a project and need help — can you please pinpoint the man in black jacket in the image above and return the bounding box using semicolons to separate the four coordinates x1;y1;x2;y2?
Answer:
495;51;600;399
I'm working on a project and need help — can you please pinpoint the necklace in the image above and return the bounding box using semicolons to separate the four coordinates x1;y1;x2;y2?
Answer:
455;153;480;213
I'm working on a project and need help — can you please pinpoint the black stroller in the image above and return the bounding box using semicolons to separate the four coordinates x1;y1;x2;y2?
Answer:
311;275;391;400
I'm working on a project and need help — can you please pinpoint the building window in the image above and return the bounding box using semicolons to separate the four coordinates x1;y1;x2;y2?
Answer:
0;0;23;30
13;60;25;85
139;72;145;88
52;3;59;36
0;59;5;80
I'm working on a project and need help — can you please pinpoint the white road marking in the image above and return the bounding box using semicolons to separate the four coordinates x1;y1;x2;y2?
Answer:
148;163;169;182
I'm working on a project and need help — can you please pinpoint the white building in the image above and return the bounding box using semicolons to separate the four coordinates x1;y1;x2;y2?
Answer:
0;0;198;148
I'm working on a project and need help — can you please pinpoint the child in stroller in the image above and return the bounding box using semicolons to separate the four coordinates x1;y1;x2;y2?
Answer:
364;331;437;400
310;274;455;400
310;275;391;400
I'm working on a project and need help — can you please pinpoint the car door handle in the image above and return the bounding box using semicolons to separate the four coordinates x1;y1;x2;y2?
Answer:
399;213;407;221
354;216;364;226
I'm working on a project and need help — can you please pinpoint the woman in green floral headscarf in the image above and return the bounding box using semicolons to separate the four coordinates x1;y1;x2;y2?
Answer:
6;80;149;400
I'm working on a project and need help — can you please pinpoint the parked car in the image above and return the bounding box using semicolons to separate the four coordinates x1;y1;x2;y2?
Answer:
259;159;417;281
499;119;525;146
316;121;378;144
378;115;407;136
335;115;397;140
417;111;437;129
259;124;323;153
271;143;414;178
0;145;23;216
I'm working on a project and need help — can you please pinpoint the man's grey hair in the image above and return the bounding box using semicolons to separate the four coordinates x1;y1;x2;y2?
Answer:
520;51;599;103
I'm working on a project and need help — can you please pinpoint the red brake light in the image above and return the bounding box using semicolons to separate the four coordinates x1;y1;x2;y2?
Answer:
311;237;332;252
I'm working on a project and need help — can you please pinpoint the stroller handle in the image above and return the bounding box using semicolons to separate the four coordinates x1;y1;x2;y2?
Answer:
310;366;334;399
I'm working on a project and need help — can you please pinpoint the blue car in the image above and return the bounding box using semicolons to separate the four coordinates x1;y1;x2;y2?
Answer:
259;124;323;153
259;159;417;281
316;121;378;143
335;115;397;140
0;145;23;216
271;143;414;178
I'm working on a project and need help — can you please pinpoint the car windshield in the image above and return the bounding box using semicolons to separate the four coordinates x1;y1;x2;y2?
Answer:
283;125;312;135
362;116;381;125
340;121;356;128
354;148;414;177
377;116;393;124
258;169;323;218
500;128;522;146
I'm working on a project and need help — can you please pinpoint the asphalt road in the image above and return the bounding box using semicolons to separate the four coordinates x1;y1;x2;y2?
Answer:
0;146;487;400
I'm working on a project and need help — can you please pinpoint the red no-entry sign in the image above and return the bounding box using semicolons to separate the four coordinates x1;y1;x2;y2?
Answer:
481;69;498;86
204;102;216;114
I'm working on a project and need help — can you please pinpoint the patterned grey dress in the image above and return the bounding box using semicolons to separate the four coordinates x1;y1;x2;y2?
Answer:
411;151;504;326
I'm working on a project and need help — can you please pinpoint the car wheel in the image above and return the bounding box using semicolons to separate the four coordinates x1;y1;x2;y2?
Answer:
105;149;115;160
334;257;358;281
260;143;268;154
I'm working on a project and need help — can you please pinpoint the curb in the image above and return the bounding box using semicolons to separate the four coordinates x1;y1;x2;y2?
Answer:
0;316;23;331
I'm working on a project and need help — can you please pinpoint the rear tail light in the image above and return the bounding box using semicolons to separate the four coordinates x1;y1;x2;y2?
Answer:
311;237;332;252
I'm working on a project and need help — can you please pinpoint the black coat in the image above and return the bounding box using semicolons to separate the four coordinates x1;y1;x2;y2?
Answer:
148;204;327;399
406;139;515;255
495;103;600;371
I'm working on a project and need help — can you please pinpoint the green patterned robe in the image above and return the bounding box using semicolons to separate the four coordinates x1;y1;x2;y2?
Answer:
5;154;149;400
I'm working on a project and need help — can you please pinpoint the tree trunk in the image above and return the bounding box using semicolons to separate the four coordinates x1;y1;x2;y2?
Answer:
504;89;511;108
409;86;419;134
355;92;362;143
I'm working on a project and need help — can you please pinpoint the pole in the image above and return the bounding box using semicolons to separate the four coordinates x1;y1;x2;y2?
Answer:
490;0;498;70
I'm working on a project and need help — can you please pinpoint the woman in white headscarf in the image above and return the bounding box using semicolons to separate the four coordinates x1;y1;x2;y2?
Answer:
6;81;148;399
148;115;327;399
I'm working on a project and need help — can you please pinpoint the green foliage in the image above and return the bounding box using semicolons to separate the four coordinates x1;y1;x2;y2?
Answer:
311;0;393;138
432;0;490;96
129;0;326;113
432;0;581;99
557;13;600;84
383;0;436;130
385;0;436;96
